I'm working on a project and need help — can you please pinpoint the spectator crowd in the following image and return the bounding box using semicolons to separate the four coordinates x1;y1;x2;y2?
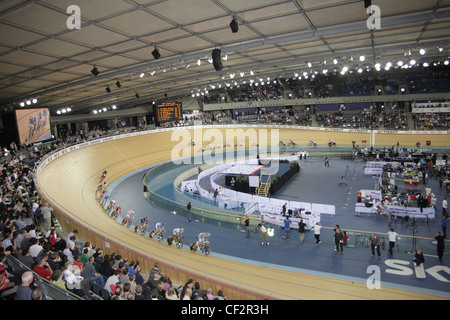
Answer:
0;134;228;300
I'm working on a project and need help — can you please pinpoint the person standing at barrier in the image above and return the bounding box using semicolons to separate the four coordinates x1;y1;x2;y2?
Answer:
186;202;192;222
257;224;269;246
334;228;344;254
283;216;291;240
434;232;445;262
442;216;448;239
387;228;398;256
369;234;381;258
298;219;306;243
314;223;321;245
442;197;448;218
324;157;330;167
244;216;250;238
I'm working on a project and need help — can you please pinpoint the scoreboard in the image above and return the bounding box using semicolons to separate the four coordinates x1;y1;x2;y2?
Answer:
155;101;182;123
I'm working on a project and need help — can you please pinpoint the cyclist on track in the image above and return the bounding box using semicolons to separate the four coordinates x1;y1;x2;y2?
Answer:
106;200;115;213
196;232;211;247
122;210;134;225
136;216;149;233
173;227;184;240
154;222;165;238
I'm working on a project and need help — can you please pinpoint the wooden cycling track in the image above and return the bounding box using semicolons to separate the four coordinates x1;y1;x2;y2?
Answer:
36;127;450;300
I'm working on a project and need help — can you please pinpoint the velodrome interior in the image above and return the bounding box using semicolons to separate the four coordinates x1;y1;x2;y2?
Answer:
1;0;450;301
35;127;450;300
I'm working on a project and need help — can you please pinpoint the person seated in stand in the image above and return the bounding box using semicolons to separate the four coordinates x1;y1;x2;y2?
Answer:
153;222;165;238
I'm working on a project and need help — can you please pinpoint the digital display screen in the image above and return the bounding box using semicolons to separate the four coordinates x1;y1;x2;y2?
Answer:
15;108;51;145
156;101;182;122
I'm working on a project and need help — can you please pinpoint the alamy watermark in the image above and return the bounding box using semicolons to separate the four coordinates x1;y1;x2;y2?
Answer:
66;5;81;30
367;5;381;30
170;128;280;175
67;4;381;31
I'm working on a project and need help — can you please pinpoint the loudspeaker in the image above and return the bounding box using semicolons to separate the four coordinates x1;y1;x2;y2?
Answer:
230;18;238;33
91;66;99;76
212;49;223;71
151;48;160;60
364;0;371;8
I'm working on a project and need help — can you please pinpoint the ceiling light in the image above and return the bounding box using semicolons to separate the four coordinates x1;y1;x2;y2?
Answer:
438;47;444;53
423;62;429;67
307;62;312;68
56;110;61;115
358;68;363;73
444;60;449;65
20;102;25;107
419;48;426;55
185;63;190;69
91;66;99;76
410;59;416;65
112;105;117;110
322;69;328;74
66;108;71;112
32;98;37;104
150;70;156;76
397;61;403;66
359;55;365;61
333;58;338;64
208;57;213;64
26;100;31;105
197;59;201;66
139;72;145;78
250;70;254;76
223;54;228;61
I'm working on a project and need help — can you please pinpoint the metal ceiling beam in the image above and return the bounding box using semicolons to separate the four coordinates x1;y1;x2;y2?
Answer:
4;8;450;108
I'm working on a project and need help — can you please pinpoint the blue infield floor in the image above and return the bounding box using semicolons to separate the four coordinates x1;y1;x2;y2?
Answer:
109;154;450;298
